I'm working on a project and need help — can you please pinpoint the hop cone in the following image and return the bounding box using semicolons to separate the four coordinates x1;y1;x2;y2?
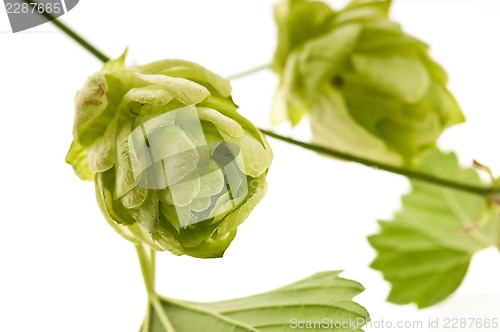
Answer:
66;52;273;258
272;0;464;165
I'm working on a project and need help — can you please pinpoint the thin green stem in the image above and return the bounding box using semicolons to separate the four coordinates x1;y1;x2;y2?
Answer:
260;129;500;198
49;18;110;62
136;244;176;332
226;64;272;81
135;244;156;297
43;14;500;198
141;305;151;332
151;297;177;332
150;248;156;287
21;0;110;62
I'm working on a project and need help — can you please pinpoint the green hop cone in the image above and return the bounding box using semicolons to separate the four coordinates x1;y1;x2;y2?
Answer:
66;51;273;258
272;0;464;165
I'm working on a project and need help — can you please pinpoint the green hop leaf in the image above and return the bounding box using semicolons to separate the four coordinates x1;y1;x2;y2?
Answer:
66;51;273;258
369;151;500;308
141;271;369;332
272;0;464;165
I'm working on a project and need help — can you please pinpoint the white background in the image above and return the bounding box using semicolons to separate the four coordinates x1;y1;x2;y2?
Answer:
1;0;500;331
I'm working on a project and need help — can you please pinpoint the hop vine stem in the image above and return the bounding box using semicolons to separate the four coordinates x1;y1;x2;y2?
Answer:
136;244;176;332
260;129;499;197
20;0;109;62
41;13;500;199
226;64;272;80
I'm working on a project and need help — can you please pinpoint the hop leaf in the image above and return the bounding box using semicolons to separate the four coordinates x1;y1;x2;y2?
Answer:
141;271;369;332
369;151;500;308
272;0;464;165
66;51;273;258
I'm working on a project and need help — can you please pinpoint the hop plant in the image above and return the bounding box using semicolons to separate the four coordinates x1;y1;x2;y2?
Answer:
272;0;464;165
66;52;273;258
